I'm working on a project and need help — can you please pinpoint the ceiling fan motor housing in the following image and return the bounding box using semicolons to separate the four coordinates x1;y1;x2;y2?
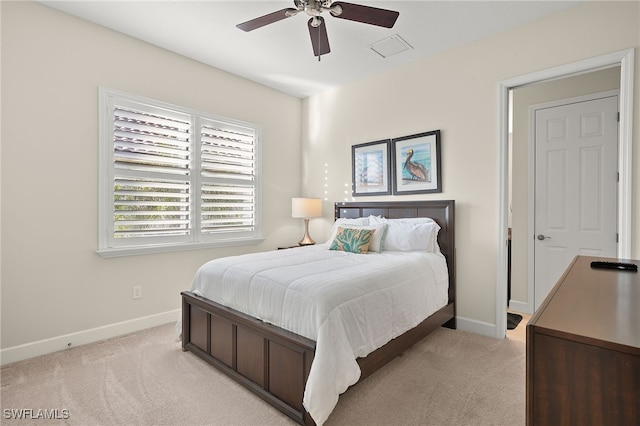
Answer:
304;0;322;16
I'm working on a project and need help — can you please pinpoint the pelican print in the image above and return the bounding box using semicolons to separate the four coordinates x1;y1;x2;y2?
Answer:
404;149;429;182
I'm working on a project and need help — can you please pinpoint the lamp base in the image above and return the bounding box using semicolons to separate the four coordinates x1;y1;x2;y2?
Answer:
297;218;316;246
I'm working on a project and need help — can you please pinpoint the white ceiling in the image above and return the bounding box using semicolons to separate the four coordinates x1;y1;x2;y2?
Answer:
41;1;580;98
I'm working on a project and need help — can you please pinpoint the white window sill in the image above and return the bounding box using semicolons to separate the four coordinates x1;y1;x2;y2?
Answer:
97;238;265;258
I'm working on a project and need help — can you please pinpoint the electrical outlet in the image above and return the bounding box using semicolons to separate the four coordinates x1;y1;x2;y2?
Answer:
132;286;142;299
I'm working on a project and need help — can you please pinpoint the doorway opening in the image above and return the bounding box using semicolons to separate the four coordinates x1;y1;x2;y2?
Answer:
497;48;634;339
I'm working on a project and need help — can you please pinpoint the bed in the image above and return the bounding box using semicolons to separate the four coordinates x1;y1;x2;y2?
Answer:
181;200;456;425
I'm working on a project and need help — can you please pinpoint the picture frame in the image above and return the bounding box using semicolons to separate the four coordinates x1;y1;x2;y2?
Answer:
351;139;391;196
392;130;441;194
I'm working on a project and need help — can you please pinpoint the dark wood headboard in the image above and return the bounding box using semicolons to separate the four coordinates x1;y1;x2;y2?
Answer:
334;200;455;305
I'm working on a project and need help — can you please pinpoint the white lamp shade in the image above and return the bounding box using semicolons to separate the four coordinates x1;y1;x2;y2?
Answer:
291;198;322;218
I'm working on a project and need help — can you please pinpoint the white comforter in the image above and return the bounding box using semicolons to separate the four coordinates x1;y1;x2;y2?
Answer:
189;244;449;425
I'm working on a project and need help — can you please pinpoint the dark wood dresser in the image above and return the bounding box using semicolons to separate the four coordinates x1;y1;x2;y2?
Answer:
526;255;640;425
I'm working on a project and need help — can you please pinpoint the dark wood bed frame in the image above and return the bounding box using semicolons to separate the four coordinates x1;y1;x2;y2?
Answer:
181;200;456;425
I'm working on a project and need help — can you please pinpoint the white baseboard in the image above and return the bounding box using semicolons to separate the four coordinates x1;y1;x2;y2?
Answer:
0;309;181;366
509;300;534;315
455;315;499;339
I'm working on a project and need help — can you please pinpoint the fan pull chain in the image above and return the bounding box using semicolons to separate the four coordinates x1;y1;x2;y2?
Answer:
317;26;321;62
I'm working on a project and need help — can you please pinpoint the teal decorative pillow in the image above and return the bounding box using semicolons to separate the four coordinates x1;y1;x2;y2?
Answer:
329;227;374;254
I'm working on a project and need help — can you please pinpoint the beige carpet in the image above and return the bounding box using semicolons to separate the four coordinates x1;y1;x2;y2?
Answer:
1;323;525;426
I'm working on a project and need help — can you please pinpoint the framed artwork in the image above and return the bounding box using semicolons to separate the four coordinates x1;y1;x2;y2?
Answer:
351;139;391;196
392;130;441;194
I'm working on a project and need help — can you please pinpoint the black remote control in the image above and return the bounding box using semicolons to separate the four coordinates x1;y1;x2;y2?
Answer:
590;261;638;272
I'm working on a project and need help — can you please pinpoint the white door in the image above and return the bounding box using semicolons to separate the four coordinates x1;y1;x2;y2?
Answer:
534;94;618;310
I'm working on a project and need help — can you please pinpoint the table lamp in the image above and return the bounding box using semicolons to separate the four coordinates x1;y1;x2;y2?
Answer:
291;198;322;245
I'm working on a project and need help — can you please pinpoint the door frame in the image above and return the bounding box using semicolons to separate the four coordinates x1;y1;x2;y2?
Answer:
528;90;620;313
496;48;634;339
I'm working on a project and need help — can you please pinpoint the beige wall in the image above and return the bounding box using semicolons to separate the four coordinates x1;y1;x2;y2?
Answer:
1;2;302;359
302;1;639;334
510;67;621;313
2;1;638;361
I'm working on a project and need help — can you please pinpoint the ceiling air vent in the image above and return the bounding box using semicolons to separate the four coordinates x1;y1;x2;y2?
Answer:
369;34;413;58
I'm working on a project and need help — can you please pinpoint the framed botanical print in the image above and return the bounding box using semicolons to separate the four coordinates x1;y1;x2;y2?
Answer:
392;130;441;194
351;139;391;196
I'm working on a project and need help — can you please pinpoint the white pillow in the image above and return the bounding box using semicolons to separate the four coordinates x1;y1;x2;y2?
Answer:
327;217;369;245
369;216;440;252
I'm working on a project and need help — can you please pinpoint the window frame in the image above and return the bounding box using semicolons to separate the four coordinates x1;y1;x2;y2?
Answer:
97;87;263;257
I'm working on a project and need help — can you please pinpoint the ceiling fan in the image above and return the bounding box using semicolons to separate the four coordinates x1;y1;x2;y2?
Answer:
236;0;400;59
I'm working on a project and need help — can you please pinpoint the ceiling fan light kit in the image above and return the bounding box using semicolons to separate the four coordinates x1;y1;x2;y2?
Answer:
236;0;399;59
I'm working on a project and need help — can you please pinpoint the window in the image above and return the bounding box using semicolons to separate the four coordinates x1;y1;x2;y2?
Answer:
98;88;262;257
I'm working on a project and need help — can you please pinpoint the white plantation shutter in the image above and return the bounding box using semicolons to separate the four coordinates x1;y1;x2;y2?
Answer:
113;177;191;239
200;121;256;235
99;88;262;256
200;183;255;233
113;107;192;240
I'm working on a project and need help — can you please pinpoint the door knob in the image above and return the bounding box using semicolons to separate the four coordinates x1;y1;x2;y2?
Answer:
537;234;551;240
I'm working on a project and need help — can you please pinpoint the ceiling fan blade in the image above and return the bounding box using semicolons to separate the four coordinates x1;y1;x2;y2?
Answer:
308;17;330;57
330;2;399;28
237;8;298;32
